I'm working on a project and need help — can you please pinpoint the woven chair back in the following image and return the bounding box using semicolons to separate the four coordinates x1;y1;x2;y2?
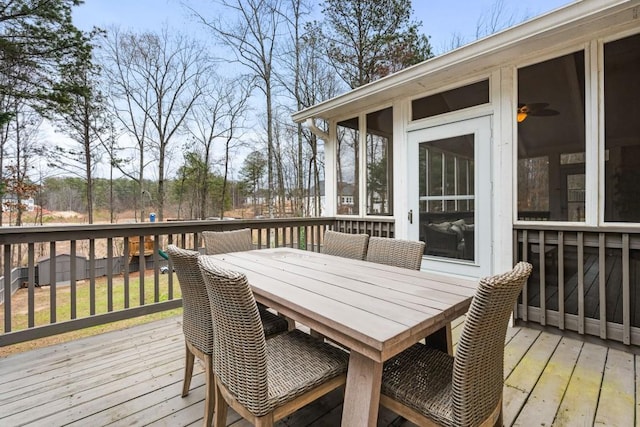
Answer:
198;256;270;415
166;245;213;355
452;261;532;426
366;237;425;270
322;230;369;260
202;228;253;255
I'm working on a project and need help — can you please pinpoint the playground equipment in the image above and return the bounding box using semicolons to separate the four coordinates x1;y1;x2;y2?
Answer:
128;236;155;261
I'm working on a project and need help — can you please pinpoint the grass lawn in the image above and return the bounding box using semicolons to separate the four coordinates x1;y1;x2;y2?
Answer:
0;271;183;357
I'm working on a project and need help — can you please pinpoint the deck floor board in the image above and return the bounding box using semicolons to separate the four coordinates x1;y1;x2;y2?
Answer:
512;336;582;426
555;341;607;426
593;348;636;426
0;316;637;426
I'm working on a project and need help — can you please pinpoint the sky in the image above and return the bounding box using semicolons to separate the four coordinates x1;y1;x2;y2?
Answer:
73;0;577;53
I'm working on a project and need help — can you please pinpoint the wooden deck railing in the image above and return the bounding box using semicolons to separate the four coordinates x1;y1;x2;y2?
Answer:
0;217;394;346
514;224;640;346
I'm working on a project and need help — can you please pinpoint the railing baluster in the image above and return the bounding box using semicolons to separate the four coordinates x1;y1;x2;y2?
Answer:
123;237;130;309
522;230;529;322
138;235;145;306
28;243;35;328
598;233;606;339
539;230;546;326
90;239;96;316
168;234;174;300
289;226;293;248
4;244;11;333
153;236;159;303
107;237;113;312
558;231;565;330
513;230;519;319
622;233;630;345
70;240;77;319
577;232;585;335
50;242;56;324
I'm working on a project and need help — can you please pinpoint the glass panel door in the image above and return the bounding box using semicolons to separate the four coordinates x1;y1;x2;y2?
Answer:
408;116;492;277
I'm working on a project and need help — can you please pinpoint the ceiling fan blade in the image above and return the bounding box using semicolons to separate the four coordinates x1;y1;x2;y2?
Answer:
530;108;559;117
523;102;549;110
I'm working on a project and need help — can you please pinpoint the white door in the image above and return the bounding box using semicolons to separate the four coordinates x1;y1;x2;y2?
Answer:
408;116;492;278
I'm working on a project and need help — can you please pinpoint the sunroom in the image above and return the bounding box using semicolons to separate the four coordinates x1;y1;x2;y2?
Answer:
293;0;640;345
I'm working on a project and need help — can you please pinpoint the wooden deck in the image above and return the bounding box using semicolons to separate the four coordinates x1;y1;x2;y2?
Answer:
0;316;637;426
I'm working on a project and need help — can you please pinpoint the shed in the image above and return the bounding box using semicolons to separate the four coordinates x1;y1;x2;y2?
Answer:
38;254;87;286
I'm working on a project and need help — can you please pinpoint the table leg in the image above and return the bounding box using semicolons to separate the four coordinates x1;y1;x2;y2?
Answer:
423;324;453;355
341;351;383;427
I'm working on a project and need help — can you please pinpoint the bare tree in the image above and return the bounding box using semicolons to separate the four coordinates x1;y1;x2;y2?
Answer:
191;0;284;218
216;79;252;219
101;26;208;221
441;0;531;54
294;28;340;216
185;75;252;219
475;0;521;39
276;0;311;216
277;0;337;216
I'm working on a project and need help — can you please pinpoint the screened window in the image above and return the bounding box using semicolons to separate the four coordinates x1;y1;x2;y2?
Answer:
412;80;489;121
337;117;359;215
366;107;393;215
517;51;585;221
604;33;640;222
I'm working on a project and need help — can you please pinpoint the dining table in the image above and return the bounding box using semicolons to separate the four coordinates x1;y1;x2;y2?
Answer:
204;247;477;427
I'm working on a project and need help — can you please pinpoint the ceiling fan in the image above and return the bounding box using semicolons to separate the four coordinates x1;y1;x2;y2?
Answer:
517;103;559;122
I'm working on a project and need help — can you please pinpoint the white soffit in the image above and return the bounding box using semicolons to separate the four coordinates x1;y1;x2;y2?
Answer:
292;0;638;123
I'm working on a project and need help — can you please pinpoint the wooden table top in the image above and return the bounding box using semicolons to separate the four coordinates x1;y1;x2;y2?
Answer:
204;247;477;362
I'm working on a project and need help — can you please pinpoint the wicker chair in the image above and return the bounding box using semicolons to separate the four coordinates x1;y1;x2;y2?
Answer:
380;262;533;427
166;245;288;427
322;230;369;260
202;228;253;255
197;256;349;427
366;237;425;270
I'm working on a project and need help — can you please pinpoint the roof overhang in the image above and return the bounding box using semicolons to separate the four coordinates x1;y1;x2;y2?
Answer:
292;0;639;124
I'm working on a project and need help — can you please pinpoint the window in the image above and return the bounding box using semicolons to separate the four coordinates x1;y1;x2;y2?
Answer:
336;108;394;216
340;196;353;205
337;117;359;215
517;51;585;221
366;107;393;215
604;33;640;222
412;80;489;121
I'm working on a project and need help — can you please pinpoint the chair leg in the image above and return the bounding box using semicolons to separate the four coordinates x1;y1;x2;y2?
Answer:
493;410;503;427
255;414;274;427
213;383;228;427
203;354;215;427
182;342;195;397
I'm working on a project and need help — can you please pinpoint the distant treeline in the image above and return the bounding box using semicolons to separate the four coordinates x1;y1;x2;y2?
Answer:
37;176;247;221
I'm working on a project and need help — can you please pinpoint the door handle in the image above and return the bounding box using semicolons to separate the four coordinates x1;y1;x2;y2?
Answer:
408;209;413;224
